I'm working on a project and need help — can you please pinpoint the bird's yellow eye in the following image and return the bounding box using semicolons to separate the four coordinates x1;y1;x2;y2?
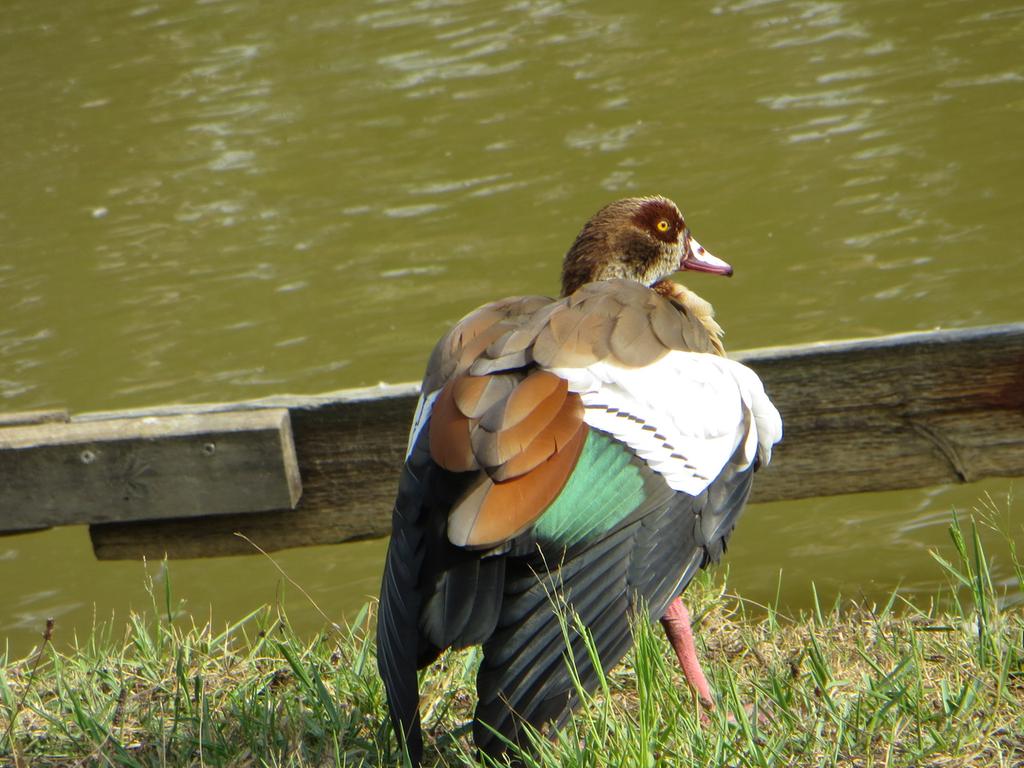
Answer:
656;219;670;232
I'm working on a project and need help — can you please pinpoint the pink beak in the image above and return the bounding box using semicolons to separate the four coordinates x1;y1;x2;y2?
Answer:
680;231;733;276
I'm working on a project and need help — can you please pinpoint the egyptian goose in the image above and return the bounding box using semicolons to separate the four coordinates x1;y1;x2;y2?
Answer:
376;196;782;764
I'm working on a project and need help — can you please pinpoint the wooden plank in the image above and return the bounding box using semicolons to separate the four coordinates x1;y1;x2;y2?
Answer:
90;392;411;558
0;409;301;530
0;411;68;533
0;410;69;427
736;323;1024;501
86;322;1024;560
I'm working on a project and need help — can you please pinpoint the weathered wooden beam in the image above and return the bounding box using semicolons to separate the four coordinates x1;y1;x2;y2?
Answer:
0;409;69;427
0;411;70;534
82;322;1024;560
740;324;1024;501
0;409;302;530
87;388;413;558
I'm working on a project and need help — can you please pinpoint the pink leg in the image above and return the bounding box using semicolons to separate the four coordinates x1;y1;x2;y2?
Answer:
660;597;715;709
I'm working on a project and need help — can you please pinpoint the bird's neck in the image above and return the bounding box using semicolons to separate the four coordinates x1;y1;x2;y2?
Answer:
560;261;634;297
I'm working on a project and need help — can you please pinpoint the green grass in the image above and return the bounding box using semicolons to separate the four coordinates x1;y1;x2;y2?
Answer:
2;500;1022;767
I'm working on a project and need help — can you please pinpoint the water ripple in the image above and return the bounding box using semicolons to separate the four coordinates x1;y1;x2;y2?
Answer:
1;0;1022;652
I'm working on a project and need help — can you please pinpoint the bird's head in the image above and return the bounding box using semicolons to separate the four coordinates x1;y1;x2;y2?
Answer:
560;195;732;297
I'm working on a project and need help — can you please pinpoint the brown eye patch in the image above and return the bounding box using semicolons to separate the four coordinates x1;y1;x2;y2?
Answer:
632;198;684;242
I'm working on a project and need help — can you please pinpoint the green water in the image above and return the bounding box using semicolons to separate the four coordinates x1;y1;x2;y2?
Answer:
1;0;1022;656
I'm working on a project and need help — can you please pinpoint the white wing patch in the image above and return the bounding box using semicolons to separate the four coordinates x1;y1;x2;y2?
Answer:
406;389;440;458
547;352;782;496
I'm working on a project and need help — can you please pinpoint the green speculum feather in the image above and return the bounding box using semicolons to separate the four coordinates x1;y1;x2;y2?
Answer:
535;430;647;545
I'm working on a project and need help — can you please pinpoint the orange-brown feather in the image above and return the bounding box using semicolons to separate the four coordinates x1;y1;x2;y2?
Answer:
428;381;478;472
488;370;564;431
471;374;567;467
448;423;587;548
452;374;519;420
456;323;514;374
489;392;584;481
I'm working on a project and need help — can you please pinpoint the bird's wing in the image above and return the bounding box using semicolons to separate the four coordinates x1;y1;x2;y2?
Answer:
472;448;756;757
419;280;780;550
549;350;782;495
